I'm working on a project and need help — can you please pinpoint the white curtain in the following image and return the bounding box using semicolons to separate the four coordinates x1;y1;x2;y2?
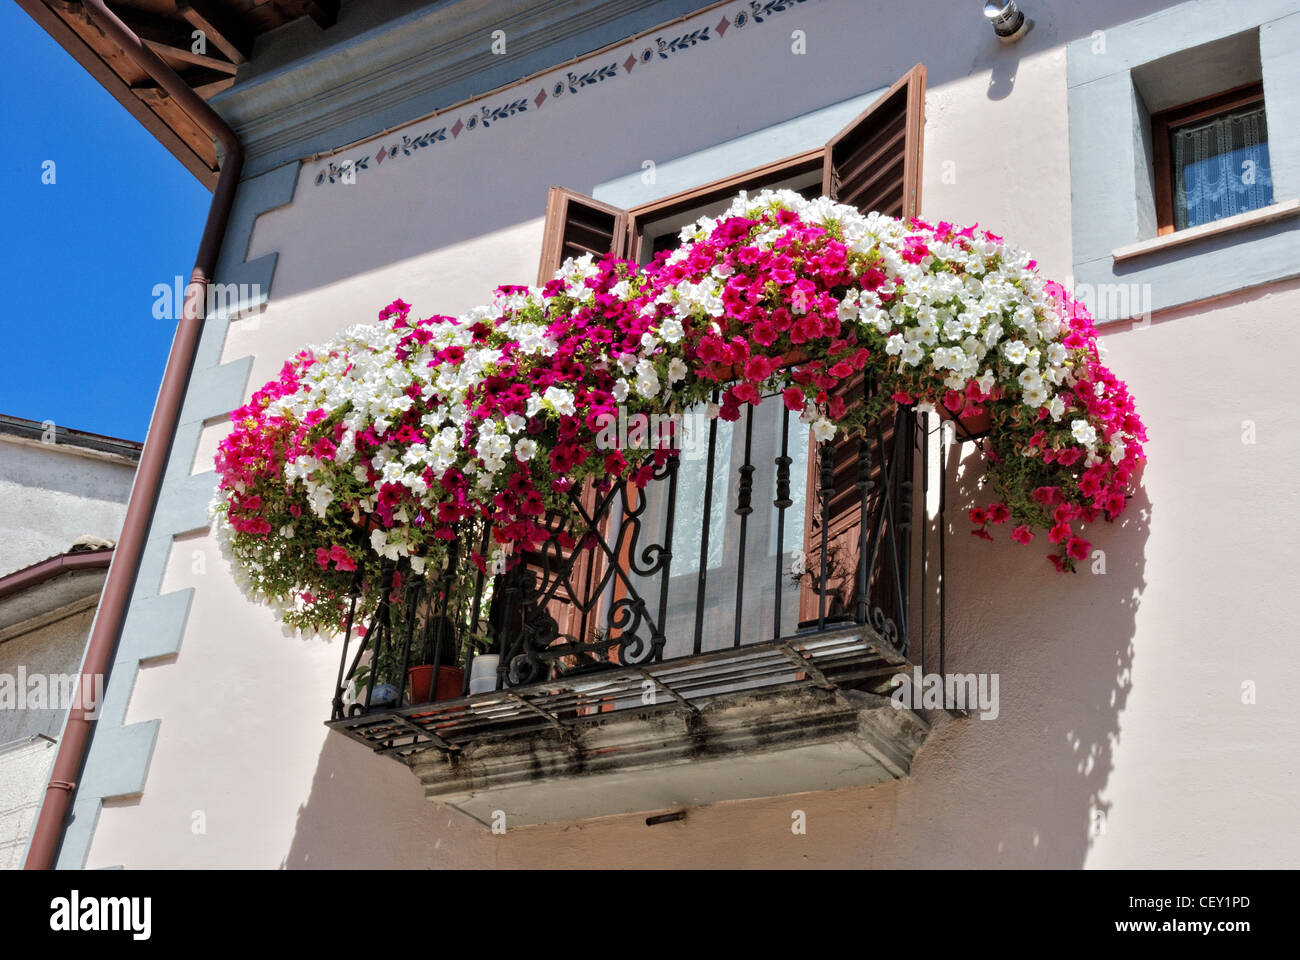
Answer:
1173;105;1273;229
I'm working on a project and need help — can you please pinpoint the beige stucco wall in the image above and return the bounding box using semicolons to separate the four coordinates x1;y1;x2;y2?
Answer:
84;0;1300;868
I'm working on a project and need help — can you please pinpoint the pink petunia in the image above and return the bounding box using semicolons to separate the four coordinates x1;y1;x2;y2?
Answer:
1066;537;1091;561
743;355;776;383
1032;486;1064;506
752;319;778;346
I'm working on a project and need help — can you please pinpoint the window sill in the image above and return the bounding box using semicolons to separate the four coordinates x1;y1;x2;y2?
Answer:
1112;199;1300;263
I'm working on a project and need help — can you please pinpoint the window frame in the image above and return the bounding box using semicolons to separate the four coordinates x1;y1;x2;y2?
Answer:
1151;80;1268;236
624;148;825;261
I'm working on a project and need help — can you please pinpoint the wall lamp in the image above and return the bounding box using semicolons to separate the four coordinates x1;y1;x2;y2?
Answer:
983;0;1030;43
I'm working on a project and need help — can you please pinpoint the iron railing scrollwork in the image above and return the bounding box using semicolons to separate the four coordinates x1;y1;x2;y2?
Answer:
332;387;925;719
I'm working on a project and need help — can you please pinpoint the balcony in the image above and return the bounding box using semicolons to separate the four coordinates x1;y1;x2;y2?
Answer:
326;390;933;827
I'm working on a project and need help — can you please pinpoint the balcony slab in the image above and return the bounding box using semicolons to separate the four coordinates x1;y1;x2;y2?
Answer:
409;686;928;829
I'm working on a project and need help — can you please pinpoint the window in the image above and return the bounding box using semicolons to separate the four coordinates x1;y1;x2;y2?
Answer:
1152;81;1274;234
534;65;926;651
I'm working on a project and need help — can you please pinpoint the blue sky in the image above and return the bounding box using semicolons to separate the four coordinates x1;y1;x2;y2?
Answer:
0;2;210;442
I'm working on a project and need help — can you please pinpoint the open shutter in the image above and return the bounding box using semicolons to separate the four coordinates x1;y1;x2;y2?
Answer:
527;188;629;654
537;186;629;284
822;63;925;218
801;65;926;627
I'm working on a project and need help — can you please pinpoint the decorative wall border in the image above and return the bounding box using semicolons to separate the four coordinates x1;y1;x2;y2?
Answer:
310;0;811;188
216;0;732;179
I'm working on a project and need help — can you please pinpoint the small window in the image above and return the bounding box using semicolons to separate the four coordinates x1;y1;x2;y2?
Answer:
1153;82;1274;234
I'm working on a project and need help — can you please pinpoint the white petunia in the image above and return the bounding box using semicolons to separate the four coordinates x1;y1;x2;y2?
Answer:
659;318;684;343
1071;419;1098;446
542;386;576;416
1023;385;1048;407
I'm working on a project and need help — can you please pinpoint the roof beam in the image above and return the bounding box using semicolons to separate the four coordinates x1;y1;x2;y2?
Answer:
142;38;237;75
177;1;254;65
191;75;236;99
97;2;238;74
16;0;217;187
132;68;235;102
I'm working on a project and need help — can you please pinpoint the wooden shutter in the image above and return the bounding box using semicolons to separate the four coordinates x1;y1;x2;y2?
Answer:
537;187;629;284
527;188;629;651
822;63;925;218
800;65;926;626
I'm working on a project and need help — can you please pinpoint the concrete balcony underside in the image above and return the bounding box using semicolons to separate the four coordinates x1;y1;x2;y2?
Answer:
328;627;930;828
413;686;929;828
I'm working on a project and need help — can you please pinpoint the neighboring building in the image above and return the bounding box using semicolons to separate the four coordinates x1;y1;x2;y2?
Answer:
18;0;1300;868
0;416;139;868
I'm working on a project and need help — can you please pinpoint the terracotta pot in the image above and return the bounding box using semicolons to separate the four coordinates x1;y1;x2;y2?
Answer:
407;665;465;705
701;347;808;383
346;512;384;535
938;402;992;440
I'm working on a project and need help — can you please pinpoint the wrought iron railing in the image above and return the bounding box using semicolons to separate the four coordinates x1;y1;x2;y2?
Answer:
329;384;922;726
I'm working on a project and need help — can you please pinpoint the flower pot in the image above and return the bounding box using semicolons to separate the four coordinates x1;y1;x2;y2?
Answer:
938;402;992;440
368;682;402;709
347;512;384;534
407;665;465;705
468;654;501;694
701;347;808;383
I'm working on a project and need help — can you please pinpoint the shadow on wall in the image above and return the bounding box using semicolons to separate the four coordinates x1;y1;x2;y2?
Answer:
280;731;488;869
280;440;1148;868
897;439;1149;867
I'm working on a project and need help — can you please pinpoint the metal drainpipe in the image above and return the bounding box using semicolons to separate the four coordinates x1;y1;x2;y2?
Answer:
24;0;245;869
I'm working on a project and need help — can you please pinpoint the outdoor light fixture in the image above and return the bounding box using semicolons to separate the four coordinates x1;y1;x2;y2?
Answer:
983;0;1029;42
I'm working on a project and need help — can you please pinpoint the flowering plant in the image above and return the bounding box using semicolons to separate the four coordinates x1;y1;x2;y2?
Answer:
214;190;1145;633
